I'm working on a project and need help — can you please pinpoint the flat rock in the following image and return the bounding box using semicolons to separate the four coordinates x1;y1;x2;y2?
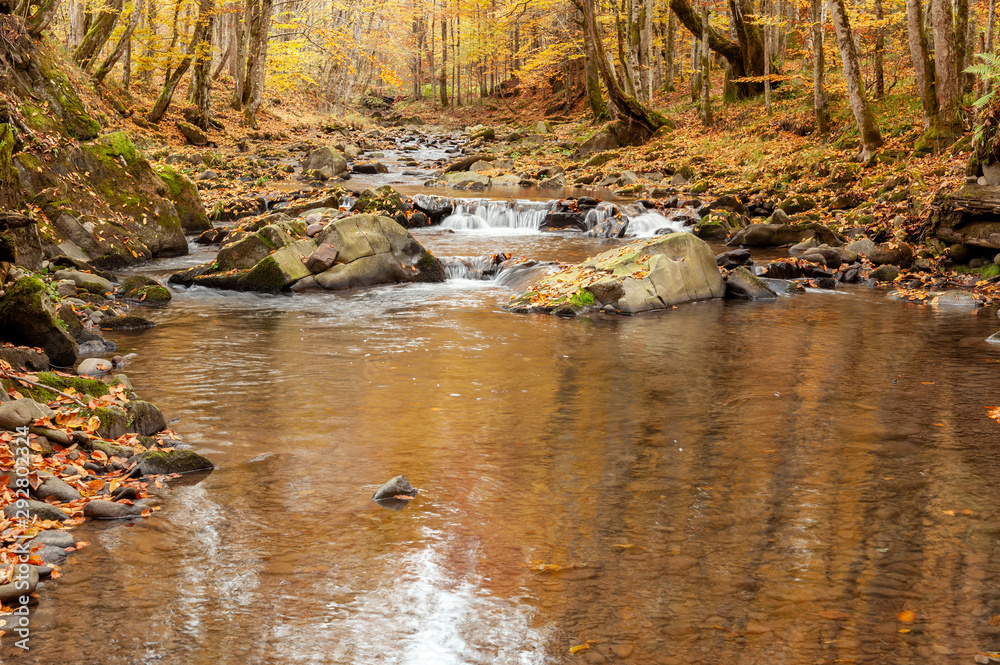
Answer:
3;499;70;522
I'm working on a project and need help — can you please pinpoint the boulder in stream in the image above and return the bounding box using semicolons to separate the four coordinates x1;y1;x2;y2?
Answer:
373;475;417;501
313;215;444;290
506;232;725;316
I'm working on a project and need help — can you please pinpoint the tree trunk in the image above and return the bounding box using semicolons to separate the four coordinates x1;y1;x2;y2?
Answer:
811;0;830;134
582;0;664;137
826;0;883;158
905;0;936;128
955;0;972;95
580;0;606;118
874;0;885;98
664;11;675;91
148;0;212;122
700;6;712;125
669;0;765;98
230;0;253;109
73;0;124;71
192;0;215;128
439;8;448;106
68;0;87;47
987;0;997;94
242;0;271;126
931;0;962;137
763;0;771;114
92;0;143;84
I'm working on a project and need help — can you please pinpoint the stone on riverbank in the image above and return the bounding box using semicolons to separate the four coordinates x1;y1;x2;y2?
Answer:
84;499;149;519
0;565;39;604
0;277;78;367
3;499;69;522
506;232;725;316
727;223;844;248
0;399;57;431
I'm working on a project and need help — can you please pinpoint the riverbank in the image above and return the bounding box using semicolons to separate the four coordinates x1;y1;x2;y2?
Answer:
0;264;214;631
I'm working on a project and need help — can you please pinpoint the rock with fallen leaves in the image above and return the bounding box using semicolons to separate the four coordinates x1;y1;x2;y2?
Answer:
506;232;725;316
0;354;212;612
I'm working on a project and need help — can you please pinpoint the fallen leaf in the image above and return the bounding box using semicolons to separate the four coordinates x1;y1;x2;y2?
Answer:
818;610;850;620
898;610;915;623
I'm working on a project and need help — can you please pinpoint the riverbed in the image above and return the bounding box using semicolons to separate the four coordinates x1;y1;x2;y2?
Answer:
8;167;1000;665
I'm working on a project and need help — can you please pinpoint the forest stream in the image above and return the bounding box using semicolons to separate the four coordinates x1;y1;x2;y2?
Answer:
5;192;1000;665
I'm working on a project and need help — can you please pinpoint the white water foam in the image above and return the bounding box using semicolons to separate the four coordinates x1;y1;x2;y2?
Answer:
320;529;550;665
440;200;555;233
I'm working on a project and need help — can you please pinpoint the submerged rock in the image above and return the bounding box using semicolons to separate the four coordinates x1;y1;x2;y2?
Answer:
506;232;725;316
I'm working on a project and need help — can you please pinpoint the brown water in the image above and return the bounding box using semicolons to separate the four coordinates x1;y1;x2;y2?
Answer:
6;228;1000;665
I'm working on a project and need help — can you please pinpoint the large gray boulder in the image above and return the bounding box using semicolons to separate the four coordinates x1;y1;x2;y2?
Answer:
313;215;444;290
302;147;348;177
506;232;725;316
0;277;78;367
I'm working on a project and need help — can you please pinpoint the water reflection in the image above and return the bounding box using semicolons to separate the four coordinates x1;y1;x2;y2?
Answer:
6;240;1000;664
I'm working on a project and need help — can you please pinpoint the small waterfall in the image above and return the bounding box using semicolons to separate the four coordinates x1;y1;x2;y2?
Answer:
626;212;694;238
440;255;509;280
440;199;556;232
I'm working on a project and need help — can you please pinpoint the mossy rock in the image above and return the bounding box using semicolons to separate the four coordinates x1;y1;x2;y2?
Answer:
153;164;211;232
92;405;130;438
778;195;816;215
117;275;172;307
34;371;110;398
100;315;155;331
690;180;709;194
0;277;78;367
124;400;166;436
129;449;214;475
90;439;138;459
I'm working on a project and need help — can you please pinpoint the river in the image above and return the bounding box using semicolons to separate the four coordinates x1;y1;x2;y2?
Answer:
7;174;1000;665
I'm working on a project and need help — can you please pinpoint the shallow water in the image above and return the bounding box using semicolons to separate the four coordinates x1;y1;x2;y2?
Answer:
8;224;1000;665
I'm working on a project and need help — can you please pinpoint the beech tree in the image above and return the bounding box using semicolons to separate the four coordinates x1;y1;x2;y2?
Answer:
826;0;883;158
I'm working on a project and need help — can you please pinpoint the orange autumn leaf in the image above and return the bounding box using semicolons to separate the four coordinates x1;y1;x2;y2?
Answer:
898;610;915;623
987;407;1000;424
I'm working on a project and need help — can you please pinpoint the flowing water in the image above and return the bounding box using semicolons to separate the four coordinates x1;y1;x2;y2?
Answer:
8;184;1000;664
